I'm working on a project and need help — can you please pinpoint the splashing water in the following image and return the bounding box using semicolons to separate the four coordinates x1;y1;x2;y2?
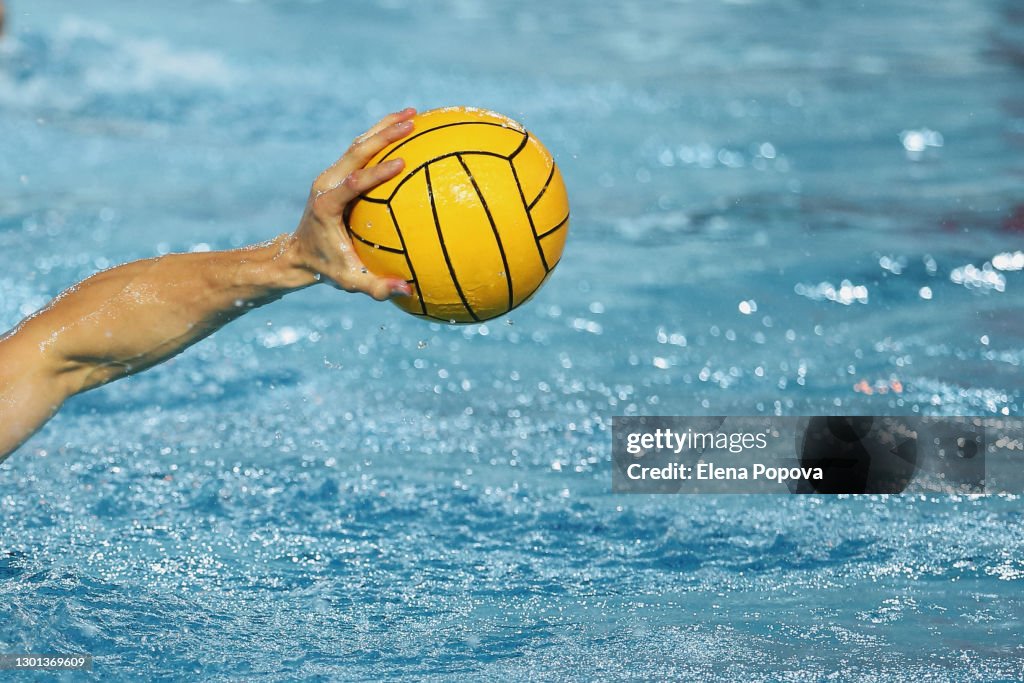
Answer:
1;0;1023;680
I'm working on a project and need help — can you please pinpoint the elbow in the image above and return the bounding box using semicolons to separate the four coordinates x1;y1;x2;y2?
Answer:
56;358;132;397
0;347;71;462
0;332;82;404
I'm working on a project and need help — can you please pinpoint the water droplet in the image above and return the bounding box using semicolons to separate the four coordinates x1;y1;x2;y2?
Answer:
498;271;505;277
506;319;514;326
449;319;457;325
360;267;368;274
417;340;427;349
313;273;322;281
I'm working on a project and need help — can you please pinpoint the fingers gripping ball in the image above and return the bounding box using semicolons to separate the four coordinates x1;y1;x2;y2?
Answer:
346;106;570;323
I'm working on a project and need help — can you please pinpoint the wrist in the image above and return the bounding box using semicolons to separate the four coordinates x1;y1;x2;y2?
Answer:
264;233;320;291
215;234;320;306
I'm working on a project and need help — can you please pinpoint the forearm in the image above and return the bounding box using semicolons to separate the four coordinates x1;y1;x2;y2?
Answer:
10;233;317;395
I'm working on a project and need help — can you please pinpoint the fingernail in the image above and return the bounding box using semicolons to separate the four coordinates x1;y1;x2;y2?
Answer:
394;120;413;131
391;281;412;296
383;158;404;170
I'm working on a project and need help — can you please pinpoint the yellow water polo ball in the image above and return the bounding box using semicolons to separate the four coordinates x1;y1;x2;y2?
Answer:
346;106;570;323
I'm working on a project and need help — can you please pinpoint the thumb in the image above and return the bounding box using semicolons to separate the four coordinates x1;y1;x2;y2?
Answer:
326;253;411;301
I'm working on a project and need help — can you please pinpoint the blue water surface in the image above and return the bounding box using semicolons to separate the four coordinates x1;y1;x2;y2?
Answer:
1;0;1023;680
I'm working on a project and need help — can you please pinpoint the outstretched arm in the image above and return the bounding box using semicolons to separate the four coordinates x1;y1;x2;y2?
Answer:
0;108;416;462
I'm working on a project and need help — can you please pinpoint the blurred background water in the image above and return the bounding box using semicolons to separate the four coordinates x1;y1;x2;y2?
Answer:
1;0;1022;679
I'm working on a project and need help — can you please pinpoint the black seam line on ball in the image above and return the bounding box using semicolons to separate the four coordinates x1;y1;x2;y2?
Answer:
456;154;514;314
508;131;530;159
376;151;511;203
361;133;528;206
387;201;427;314
377;121;525;164
348;230;404;253
413;311;476;323
509;162;550;273
536;213;570;240
527;163;557;210
425;165;480;323
355;194;388;204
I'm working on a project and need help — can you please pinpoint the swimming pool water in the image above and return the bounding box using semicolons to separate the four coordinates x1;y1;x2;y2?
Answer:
1;0;1023;679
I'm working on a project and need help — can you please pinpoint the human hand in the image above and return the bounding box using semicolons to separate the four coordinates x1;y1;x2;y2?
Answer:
291;108;416;301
